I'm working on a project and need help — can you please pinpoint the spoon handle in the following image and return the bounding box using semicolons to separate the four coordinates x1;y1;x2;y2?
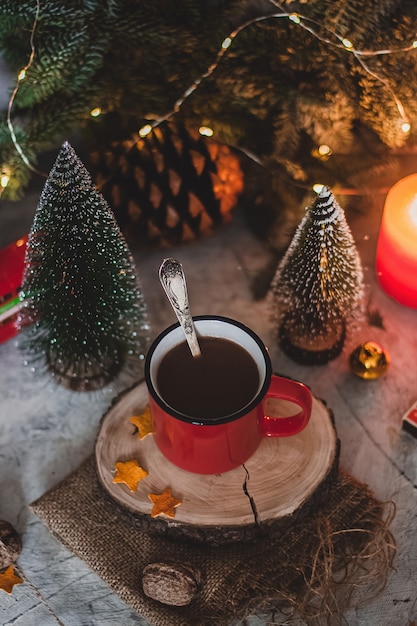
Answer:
159;258;201;357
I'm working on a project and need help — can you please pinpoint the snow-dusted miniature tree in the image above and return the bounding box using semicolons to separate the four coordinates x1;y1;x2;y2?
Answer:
19;142;148;389
270;186;364;362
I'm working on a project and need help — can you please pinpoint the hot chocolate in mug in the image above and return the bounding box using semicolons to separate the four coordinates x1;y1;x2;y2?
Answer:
145;315;312;474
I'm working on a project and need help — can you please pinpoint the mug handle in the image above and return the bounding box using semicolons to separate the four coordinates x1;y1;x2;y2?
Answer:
259;375;312;437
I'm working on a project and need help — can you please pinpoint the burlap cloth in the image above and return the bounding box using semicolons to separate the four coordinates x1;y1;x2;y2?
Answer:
31;455;396;626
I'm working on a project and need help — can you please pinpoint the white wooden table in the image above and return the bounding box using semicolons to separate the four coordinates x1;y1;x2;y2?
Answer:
0;198;416;625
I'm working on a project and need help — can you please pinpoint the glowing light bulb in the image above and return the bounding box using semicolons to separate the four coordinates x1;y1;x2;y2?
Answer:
413;41;417;48
318;144;332;156
18;69;26;81
199;126;214;137
222;37;232;49
90;107;102;117
138;124;153;138
401;122;411;133
1;174;10;188
313;183;325;194
342;38;353;49
289;13;301;24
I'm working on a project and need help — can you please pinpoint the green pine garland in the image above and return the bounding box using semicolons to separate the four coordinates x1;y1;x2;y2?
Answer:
1;0;417;244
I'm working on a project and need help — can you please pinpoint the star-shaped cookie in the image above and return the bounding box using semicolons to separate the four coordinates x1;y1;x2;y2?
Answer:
130;406;154;439
113;460;148;492
148;487;182;518
0;565;23;594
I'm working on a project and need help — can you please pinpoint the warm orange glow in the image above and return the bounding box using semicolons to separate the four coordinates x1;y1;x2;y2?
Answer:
376;173;417;307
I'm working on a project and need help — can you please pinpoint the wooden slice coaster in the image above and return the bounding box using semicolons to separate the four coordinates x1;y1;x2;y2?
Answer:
95;380;339;544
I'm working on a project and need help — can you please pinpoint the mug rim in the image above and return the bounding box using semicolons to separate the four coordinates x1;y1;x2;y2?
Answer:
144;315;272;425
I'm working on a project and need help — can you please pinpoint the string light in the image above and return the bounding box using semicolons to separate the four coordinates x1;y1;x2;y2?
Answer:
289;14;301;25
199;126;214;137
138;124;153;138
313;183;325;194
0;171;10;198
318;144;332;157
270;0;413;132
133;3;417;140
0;171;10;197
133;12;293;134
6;0;46;182
311;145;332;161
1;173;10;188
90;107;102;118
271;0;417;57
5;0;417;189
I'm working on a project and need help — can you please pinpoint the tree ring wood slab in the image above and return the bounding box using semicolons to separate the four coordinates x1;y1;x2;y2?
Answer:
95;380;339;545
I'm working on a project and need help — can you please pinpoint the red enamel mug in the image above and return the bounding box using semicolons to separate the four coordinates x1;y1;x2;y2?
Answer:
145;316;312;474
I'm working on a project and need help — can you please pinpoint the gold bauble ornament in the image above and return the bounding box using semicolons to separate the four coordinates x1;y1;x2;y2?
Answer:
349;341;390;379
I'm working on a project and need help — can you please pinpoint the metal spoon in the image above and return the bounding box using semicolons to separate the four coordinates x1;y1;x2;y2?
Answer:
159;258;201;358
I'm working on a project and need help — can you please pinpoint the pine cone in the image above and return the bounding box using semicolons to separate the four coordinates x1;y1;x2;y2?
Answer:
90;123;243;248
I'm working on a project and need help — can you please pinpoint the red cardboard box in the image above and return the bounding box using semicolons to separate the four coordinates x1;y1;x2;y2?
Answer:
0;236;27;344
401;401;417;439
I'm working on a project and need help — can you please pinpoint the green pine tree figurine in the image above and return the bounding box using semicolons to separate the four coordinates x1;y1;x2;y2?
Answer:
18;142;149;390
270;186;364;365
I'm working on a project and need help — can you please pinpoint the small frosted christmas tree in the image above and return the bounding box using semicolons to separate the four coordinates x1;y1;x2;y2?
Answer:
18;142;149;390
270;186;364;364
